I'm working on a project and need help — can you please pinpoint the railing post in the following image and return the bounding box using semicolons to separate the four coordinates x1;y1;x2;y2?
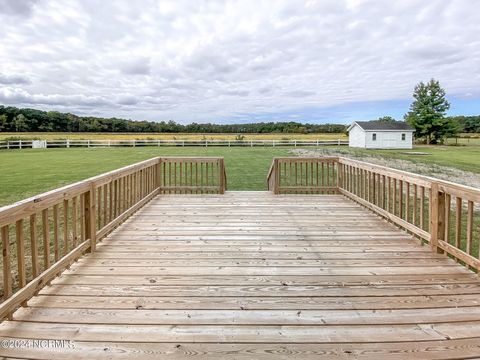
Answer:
219;159;226;194
156;158;162;192
273;158;280;194
84;185;97;252
337;160;343;192
429;182;445;254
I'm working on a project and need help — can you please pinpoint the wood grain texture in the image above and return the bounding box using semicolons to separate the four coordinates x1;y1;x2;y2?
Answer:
1;191;480;359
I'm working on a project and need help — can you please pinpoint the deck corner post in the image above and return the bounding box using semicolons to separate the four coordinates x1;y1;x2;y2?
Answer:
219;158;226;194
155;158;161;192
337;160;343;192
429;182;445;254
273;158;280;194
85;185;97;253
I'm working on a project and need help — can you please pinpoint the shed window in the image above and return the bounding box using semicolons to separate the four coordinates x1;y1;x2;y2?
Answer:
402;133;406;141
372;133;377;141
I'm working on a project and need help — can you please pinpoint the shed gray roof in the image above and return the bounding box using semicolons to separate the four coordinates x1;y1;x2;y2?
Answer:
350;120;414;131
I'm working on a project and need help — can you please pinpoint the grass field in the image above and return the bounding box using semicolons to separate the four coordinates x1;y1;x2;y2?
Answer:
1;145;480;206
0;132;347;141
0;147;292;206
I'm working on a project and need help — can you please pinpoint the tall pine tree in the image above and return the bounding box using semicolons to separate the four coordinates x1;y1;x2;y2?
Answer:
404;79;456;144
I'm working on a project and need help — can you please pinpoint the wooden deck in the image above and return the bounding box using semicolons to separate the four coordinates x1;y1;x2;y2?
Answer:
1;191;480;359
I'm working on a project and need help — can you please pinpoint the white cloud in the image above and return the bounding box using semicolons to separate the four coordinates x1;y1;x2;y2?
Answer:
0;0;479;122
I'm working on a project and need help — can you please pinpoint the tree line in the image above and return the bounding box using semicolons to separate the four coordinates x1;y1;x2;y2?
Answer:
0;106;345;134
0;100;478;139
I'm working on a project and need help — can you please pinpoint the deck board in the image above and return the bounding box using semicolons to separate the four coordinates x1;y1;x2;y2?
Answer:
1;191;480;359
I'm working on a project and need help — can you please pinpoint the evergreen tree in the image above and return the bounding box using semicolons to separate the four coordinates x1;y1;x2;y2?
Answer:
404;79;454;144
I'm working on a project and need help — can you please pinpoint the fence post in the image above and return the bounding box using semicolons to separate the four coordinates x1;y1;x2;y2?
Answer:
84;186;97;252
7;141;9;150
429;182;445;254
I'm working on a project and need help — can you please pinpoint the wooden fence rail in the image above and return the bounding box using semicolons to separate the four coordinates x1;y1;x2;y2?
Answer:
0;156;225;319
0;139;348;149
268;157;480;273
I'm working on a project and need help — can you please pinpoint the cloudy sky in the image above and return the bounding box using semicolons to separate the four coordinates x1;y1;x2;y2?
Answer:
0;0;479;124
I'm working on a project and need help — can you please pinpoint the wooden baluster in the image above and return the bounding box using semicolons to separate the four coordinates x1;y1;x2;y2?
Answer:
413;184;418;226
30;214;39;277
109;181;113;222
85;187;96;252
42;209;50;269
63;199;69;255
393;179;397;216
173;163;177;194
198;162;202;194
429;183;445;254
419;186;425;230
466;200;473;255
405;182;410;223
16;219;26;289
399;180;404;219
2;225;12;301
444;194;451;243
371;172;376;205
103;184;108;226
97;186;102;227
455;197;462;248
310;162;314;192
53;204;60;261
205;162;209;193
382;175;386;209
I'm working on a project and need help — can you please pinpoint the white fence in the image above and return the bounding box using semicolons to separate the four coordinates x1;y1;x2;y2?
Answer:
0;139;348;150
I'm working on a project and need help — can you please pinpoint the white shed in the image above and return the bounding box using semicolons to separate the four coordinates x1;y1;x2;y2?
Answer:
347;120;414;149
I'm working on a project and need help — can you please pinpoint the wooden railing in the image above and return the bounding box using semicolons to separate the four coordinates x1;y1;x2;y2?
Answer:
268;156;480;273
338;157;432;242
159;157;226;194
267;157;339;194
0;156;226;319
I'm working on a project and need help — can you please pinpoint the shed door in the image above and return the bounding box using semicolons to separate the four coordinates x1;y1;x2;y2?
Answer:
381;137;397;148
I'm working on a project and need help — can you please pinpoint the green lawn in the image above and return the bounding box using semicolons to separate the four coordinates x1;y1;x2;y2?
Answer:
0;147;291;206
1;145;479;206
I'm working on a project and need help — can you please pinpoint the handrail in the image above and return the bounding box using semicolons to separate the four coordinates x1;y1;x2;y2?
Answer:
0;156;226;319
267;156;480;274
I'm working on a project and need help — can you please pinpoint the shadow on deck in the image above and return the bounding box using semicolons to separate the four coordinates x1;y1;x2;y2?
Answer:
1;191;480;359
